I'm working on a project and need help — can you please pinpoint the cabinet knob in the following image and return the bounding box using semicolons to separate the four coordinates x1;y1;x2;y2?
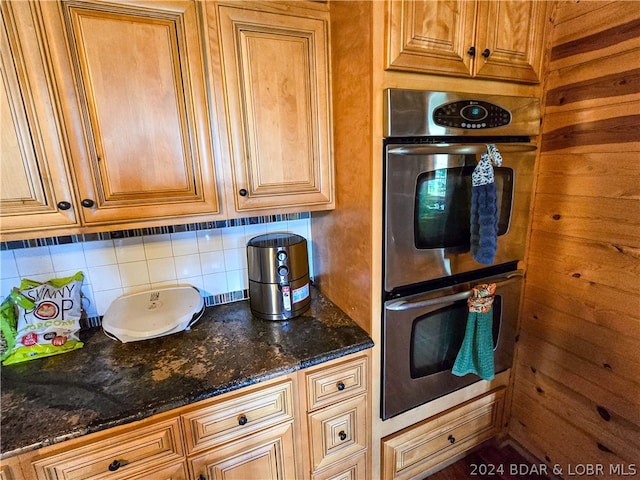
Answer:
238;414;248;426
339;431;347;441
198;475;207;480
467;46;476;57
57;201;72;211
482;48;491;58
448;434;456;444
238;188;248;197
108;460;121;471
81;198;95;208
336;381;346;391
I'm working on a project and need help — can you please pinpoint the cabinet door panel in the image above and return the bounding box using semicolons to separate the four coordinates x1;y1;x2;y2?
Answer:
474;1;548;83
217;5;333;211
1;1;77;236
39;0;219;225
189;422;297;480
386;0;476;76
68;11;191;198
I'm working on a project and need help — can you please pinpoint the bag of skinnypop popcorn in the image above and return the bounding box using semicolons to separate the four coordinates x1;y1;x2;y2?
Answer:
2;272;84;365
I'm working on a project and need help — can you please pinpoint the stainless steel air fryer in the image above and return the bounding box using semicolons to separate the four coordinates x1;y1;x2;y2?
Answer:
247;233;311;320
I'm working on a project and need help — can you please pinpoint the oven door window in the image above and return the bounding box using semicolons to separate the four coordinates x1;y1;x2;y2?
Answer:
409;296;503;379
414;163;514;250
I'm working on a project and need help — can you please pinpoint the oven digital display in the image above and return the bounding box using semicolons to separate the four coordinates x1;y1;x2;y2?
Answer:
433;100;511;129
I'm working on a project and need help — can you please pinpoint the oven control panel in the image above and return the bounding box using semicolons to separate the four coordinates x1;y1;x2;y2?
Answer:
433;100;511;129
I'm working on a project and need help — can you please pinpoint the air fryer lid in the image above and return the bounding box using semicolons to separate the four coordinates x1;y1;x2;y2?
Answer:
102;286;204;341
247;233;306;248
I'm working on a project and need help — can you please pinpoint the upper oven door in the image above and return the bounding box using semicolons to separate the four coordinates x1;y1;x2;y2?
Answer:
384;142;536;294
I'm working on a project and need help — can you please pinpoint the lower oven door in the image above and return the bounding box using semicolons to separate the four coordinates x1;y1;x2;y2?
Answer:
382;271;523;420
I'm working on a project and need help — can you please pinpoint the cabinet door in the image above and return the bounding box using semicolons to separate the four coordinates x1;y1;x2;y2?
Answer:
1;1;78;238
216;5;334;212
386;0;476;77
474;1;548;83
189;422;297;480
38;0;220;226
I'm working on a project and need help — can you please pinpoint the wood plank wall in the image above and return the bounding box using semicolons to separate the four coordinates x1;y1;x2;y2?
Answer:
508;1;640;475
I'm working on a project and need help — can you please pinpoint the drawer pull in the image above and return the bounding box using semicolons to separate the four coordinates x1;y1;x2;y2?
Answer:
237;414;248;426
198;475;207;480
337;381;346;391
448;435;456;444
339;430;347;441
108;460;121;472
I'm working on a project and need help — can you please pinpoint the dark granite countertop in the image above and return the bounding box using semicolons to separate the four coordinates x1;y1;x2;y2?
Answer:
0;287;373;458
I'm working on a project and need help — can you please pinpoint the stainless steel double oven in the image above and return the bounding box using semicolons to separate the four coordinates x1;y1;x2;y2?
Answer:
382;89;540;419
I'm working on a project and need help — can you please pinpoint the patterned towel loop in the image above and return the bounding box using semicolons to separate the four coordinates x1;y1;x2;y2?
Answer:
486;144;503;167
467;283;496;313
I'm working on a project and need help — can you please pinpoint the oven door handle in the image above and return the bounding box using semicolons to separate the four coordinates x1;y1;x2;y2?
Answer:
387;143;537;156
385;271;524;311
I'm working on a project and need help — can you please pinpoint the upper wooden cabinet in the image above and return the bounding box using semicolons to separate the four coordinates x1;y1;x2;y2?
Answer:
1;2;79;235
214;3;334;212
386;0;549;83
36;0;221;227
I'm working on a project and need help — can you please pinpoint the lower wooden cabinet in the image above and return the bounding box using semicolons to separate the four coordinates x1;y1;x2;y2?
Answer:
189;422;297;480
302;354;370;479
182;378;298;480
382;387;506;480
13;352;371;480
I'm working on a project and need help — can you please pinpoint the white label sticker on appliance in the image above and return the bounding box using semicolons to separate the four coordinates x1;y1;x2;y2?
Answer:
282;286;292;311
292;283;310;304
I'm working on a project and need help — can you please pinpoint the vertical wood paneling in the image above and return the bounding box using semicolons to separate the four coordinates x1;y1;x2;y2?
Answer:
509;1;640;475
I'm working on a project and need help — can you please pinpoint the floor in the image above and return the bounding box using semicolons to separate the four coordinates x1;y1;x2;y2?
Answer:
426;443;551;479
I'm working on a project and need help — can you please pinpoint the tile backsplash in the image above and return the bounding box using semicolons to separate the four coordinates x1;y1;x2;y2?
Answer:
0;215;313;324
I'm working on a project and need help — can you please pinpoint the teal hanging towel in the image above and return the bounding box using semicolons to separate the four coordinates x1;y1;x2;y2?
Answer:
451;283;496;381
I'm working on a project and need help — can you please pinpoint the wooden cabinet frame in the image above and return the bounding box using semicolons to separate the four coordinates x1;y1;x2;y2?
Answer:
386;0;549;83
214;3;334;213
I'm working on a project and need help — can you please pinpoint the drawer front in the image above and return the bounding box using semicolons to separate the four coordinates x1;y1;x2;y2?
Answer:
312;452;367;480
306;356;368;411
134;460;188;480
382;388;505;480
31;418;184;480
309;394;367;472
182;379;294;454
